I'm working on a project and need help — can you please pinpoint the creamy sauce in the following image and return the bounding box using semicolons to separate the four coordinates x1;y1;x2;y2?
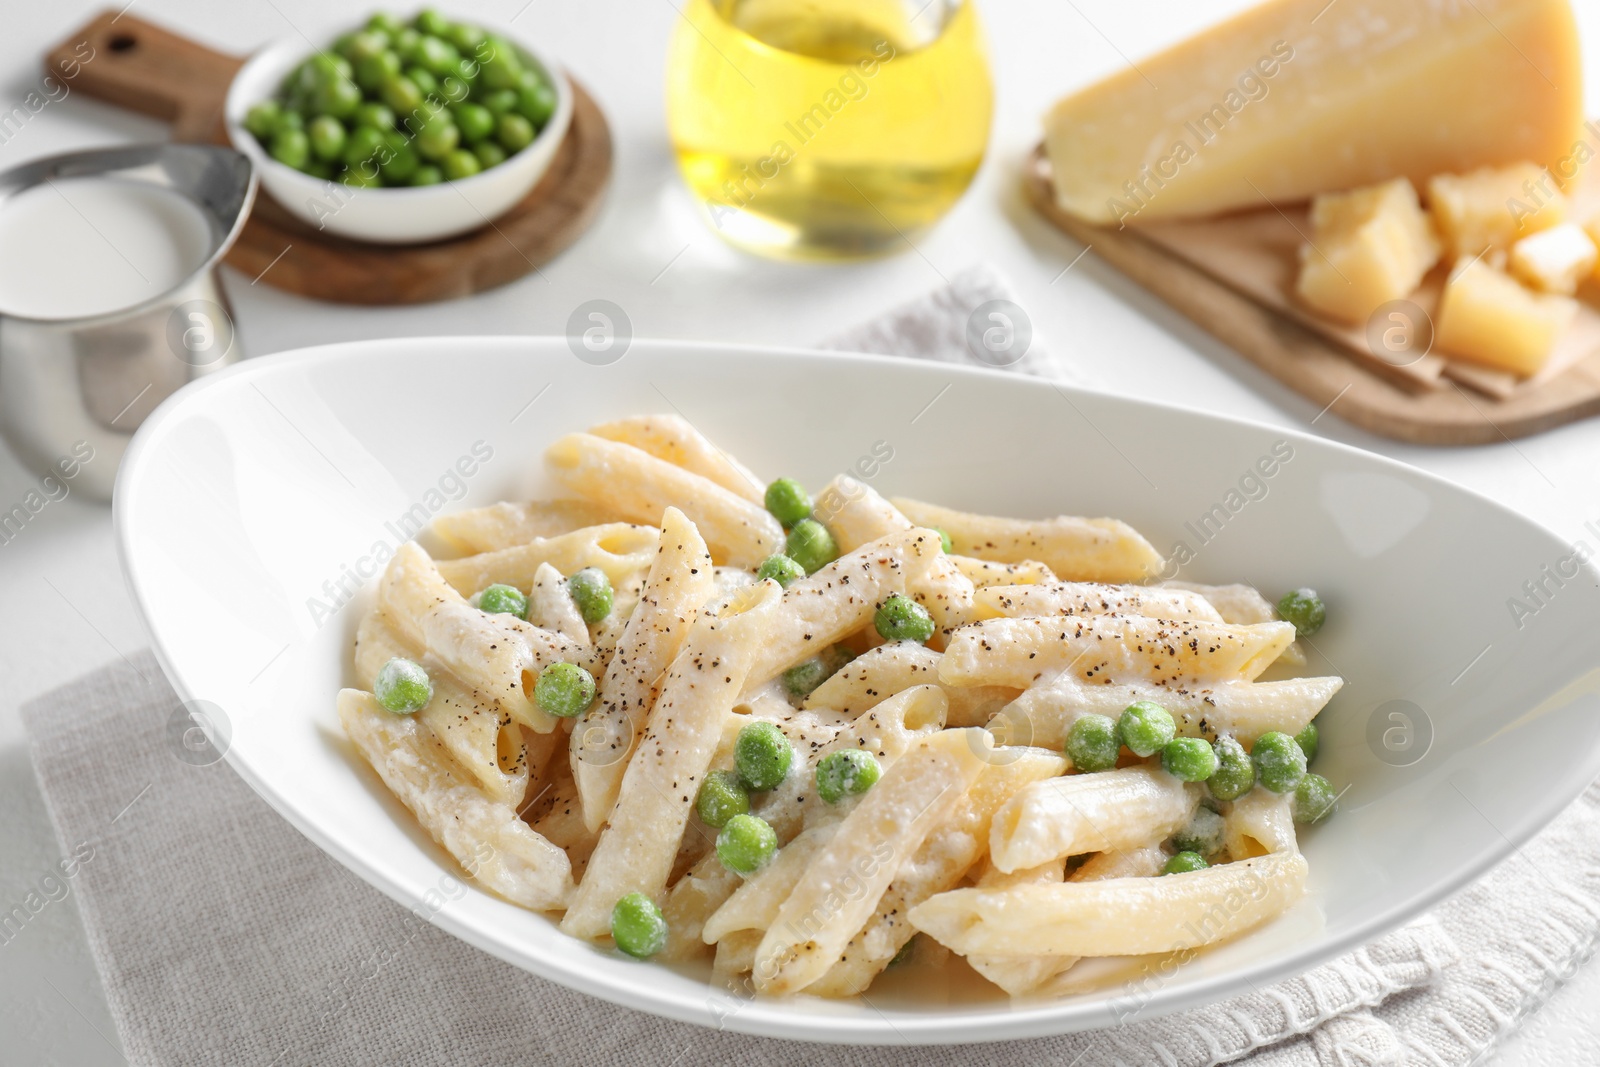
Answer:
0;177;214;320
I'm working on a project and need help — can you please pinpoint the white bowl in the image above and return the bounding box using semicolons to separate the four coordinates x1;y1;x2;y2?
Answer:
224;28;574;244
114;338;1600;1044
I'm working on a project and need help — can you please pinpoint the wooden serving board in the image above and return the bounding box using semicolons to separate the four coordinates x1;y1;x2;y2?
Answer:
1024;146;1600;445
44;11;613;305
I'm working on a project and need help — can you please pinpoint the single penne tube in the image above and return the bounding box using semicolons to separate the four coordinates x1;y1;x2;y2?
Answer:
1225;788;1300;858
703;825;830;944
378;543;598;732
803;746;1066;997
1163;580;1306;667
740;528;947;690
588;414;765;504
1073;844;1168;881
891;497;1163;583
909;850;1308;958
989;765;1196;873
972;582;1223;623
939;615;1297;690
337;689;574;910
527;562;591;645
430;499;625;555
570;507;716;831
814;475;974;636
987;674;1343;751
752;728;993;995
354;609;528;804
561;580;783;939
948;555;1056;588
801;643;1012;727
712;929;763;985
545;433;782;568
434;523;660;595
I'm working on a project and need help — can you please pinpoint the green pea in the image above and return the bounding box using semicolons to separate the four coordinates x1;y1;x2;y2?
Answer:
764;478;812;527
354;50;402;93
269;127;311;169
313;76;363;119
815;750;881;804
416;35;461;77
1162;737;1219;782
306;115;346;162
610;892;667;959
243;100;282;140
332;32;360;59
785;518;838;574
566;567;613;624
1292;773;1337;824
374;657;431;714
1117;701;1176;758
449;22;487;54
473;140;507;169
414;8;453;37
496;112;535;152
782;658;829;698
453;102;495;143
342;125;387;170
478;583;528;618
874;593;934;644
515;82;557;127
415;115;460;161
716;813;777;875
442;148;481;180
1277;588;1326;638
380;74;424;115
449;55;480;86
275;108;305;132
734;721;792;791
341;166;381;188
695;769;750;829
1065;713;1120;773
534;662;596;718
392;26;421;62
346;30;390;64
1251;731;1307;794
352;101;396;130
478;39;525;90
1294;720;1319;764
1163;851;1209;875
933;527;953;554
406;65;441;100
481;88;518;115
756;554;805;589
1206;736;1255;801
1169;807;1226;857
367;12;405;36
379;131;420;182
409;164;444;186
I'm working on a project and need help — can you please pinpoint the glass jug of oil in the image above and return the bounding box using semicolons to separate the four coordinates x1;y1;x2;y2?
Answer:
667;0;993;259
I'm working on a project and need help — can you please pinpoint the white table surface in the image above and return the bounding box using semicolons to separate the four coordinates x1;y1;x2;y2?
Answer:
3;1;1600;1062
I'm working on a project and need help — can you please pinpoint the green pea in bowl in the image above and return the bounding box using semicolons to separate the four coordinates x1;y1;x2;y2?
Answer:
224;10;573;244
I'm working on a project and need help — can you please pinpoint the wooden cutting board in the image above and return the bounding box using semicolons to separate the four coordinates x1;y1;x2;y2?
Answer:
1024;146;1600;445
43;11;613;305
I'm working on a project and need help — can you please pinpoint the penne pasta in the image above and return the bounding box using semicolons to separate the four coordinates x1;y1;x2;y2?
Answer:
800;642;1014;727
527;562;591;645
949;555;1057;588
973;581;1223;623
988;674;1342;751
337;689;574;910
562;580;784;939
891;497;1163;583
1224;788;1299;858
940;615;1297;690
1163;580;1307;667
545;433;782;568
589;414;765;504
570;507;716;831
752;728;993;995
989;765;1196;873
430;499;625;555
434;523;660;597
909;850;1309;958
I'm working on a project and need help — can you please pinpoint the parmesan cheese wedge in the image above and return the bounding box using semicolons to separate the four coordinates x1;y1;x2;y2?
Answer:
1043;0;1583;226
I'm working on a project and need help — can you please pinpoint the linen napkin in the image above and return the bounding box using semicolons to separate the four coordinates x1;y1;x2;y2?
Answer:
24;268;1600;1066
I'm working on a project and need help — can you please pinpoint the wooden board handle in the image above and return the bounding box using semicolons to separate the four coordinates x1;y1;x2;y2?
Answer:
45;11;244;143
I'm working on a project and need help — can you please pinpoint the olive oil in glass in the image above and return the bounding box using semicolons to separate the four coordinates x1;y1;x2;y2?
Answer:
667;0;993;259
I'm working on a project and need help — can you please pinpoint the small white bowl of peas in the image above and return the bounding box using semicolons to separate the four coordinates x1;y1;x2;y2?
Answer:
225;8;574;245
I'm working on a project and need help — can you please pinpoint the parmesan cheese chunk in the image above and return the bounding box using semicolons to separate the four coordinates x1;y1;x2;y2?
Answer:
1510;222;1597;295
1296;179;1440;324
1428;164;1567;260
1435;257;1577;376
